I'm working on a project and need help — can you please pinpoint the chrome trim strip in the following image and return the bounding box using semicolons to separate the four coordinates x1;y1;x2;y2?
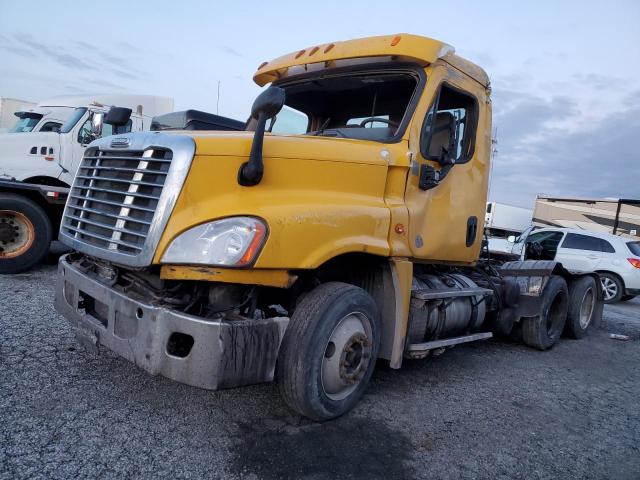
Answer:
59;132;196;267
72;185;160;200
64;214;147;237
62;225;143;251
68;194;155;214
75;175;165;188
77;166;169;175
83;155;172;163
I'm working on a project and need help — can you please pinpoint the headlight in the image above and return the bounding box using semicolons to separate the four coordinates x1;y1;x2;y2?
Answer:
161;217;267;267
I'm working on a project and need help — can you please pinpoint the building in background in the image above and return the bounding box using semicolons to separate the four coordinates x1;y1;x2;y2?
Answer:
533;196;640;239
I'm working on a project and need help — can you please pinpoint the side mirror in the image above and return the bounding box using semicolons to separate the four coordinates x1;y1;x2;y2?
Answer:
238;86;285;186
507;235;516;243
90;112;104;137
104;106;132;127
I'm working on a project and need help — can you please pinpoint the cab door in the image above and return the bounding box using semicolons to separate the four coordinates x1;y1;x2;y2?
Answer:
404;63;492;263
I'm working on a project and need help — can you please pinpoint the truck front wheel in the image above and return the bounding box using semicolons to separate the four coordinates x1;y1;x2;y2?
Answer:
522;275;568;350
277;282;381;421
0;194;52;274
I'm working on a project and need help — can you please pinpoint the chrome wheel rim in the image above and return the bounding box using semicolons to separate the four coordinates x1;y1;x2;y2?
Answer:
321;312;373;401
0;210;35;259
600;277;618;301
579;287;595;329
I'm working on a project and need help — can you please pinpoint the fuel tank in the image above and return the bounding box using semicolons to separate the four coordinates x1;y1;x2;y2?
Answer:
408;273;487;343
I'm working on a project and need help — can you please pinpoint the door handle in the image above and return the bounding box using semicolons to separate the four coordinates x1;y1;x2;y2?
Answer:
587;255;599;259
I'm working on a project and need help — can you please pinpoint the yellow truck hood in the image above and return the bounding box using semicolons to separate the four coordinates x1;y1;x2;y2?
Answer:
189;131;407;166
154;132;409;269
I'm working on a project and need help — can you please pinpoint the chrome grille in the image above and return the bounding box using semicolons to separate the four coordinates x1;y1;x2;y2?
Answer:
59;133;195;267
62;147;172;256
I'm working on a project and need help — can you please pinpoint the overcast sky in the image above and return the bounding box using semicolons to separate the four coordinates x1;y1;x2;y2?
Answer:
1;0;638;208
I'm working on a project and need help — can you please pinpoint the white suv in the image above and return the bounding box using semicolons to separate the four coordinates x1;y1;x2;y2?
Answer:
511;227;640;303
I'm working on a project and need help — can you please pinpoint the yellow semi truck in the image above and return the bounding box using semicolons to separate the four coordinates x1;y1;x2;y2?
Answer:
55;34;603;420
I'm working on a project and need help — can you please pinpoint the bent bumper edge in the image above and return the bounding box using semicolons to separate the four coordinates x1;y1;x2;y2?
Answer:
54;254;289;390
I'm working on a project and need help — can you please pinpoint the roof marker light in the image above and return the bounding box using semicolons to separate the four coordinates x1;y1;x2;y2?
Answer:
258;61;268;70
295;49;306;59
309;46;319;56
324;43;335;53
391;35;402;46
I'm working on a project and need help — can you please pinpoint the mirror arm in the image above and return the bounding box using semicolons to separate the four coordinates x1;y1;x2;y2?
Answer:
238;111;267;186
419;147;455;191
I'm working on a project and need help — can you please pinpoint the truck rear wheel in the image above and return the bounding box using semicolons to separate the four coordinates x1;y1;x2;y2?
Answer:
0;194;52;274
564;276;598;339
522;275;568;350
277;282;380;421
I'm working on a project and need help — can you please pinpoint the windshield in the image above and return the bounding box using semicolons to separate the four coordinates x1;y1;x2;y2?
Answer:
627;241;640;256
9;115;42;133
60;107;88;133
266;69;420;142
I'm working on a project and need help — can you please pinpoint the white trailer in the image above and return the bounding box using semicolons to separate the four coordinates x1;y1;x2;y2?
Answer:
0;94;174;273
485;202;532;237
0;98;36;132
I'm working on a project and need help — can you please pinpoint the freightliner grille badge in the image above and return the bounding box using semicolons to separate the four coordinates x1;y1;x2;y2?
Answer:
110;137;130;148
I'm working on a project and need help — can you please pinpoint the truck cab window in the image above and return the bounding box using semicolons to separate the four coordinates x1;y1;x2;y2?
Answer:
77;117;132;144
269;106;308;135
102;120;133;137
271;69;419;142
9;115;42;133
60;107;88;134
39;122;62;133
420;84;478;163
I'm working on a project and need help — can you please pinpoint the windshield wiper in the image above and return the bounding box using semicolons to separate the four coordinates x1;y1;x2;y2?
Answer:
313;117;331;136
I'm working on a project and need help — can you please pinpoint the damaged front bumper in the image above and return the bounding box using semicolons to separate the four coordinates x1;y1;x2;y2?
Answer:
54;254;289;390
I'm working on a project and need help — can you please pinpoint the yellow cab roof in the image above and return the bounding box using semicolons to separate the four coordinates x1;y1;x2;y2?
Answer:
253;33;489;88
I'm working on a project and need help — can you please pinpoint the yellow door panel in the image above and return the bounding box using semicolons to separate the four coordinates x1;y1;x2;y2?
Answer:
404;63;492;264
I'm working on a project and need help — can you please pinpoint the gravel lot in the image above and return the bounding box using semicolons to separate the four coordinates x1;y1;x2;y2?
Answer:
1;261;639;479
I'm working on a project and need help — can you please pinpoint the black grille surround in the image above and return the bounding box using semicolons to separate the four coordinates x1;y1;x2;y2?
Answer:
59;133;196;267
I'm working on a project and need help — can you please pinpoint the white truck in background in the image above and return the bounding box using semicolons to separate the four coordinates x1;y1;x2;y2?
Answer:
0;94;174;273
485;202;533;237
485;202;533;257
0;98;37;133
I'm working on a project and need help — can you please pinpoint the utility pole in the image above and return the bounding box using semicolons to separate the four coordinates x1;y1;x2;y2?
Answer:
216;81;221;115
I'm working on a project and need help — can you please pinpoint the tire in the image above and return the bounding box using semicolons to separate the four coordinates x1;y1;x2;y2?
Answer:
0;193;52;274
598;272;623;304
564;276;598;339
522;275;568;350
621;295;636;302
277;282;381;421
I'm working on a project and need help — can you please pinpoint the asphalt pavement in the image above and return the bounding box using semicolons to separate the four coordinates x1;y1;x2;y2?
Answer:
1;263;639;479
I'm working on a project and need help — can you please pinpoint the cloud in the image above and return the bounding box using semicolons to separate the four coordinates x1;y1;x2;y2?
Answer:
493;93;578;141
1;32;141;82
221;45;244;58
490;90;640;207
74;39;141;77
17;34;97;70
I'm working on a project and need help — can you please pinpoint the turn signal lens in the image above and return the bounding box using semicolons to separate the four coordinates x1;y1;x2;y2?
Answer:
628;258;640;269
